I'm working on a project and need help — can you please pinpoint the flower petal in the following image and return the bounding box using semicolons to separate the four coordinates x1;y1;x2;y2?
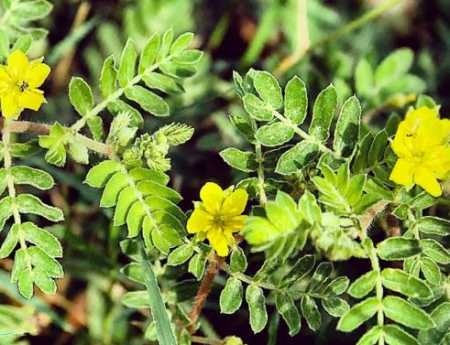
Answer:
222;188;248;216
207;228;229;257
224;215;246;233
187;208;212;233
19;89;45;111
7;50;29;80
0;66;12;94
1;92;21;119
26;61;50;88
414;167;442;197
200;182;224;213
389;159;415;187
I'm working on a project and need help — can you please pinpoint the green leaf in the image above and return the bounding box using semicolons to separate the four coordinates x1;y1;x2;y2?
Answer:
118;39;138;87
284;76;307;125
99;55;117;98
368;130;388;167
157;29;174;61
416;95;437;109
220;148;257;172
142;72;183;94
230;247;247;273
337;297;379;332
377;237;421;260
381;268;432;298
420;257;442;286
333;96;361;156
246;285;268;334
328;276;350;295
188;253;207;280
22;222;62;258
348;270;378;299
242;93;273;121
275;142;319;175
418;302;450;345
220;277;243;314
0;223;19;258
0;169;7;195
173;49;203;64
139;33;161;73
356;326;383;345
16;194;63;222
255;122;293;147
375;48;414;88
355;58;374;97
253;71;283;110
301;295;321;331
85;160;123;188
68;138;89;165
39;123;68;167
87;115;104;141
13;34;33;53
69;77;94;116
122;262;145;285
125;86;169;117
167;244;193;266
383;296;435;330
421;239;450;264
417;217;450;236
12;0;52;21
122;291;150;308
170;32;194;55
322;296;349;317
275;294;301;336
139;244;177;345
10;166;54;190
0;196;13;230
298;191;321;224
282;254;315;285
309;84;337;142
384;325;419;345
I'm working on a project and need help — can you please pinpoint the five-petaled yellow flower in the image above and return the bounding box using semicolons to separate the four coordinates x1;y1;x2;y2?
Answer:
0;50;50;119
390;106;450;197
187;182;248;257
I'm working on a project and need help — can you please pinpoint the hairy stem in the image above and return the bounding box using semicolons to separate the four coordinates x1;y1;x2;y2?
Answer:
368;244;384;345
191;336;224;345
70;59;162;135
1;119;31;272
189;252;223;334
0;118;113;158
271;110;341;159
254;143;267;206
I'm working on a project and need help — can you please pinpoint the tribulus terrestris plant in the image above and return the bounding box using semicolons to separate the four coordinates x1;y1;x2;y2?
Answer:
0;1;449;345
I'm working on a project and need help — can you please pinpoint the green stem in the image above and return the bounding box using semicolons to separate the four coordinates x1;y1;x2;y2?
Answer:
254;142;267;206
271;110;341;159
70;60;161;135
139;242;177;345
1;119;31;272
368;243;384;345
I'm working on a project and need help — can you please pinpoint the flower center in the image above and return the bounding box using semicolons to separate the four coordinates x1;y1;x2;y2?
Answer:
211;214;227;229
17;81;29;93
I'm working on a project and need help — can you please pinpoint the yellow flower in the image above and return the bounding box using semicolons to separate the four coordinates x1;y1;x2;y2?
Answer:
389;106;450;197
187;182;248;257
0;50;50;119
